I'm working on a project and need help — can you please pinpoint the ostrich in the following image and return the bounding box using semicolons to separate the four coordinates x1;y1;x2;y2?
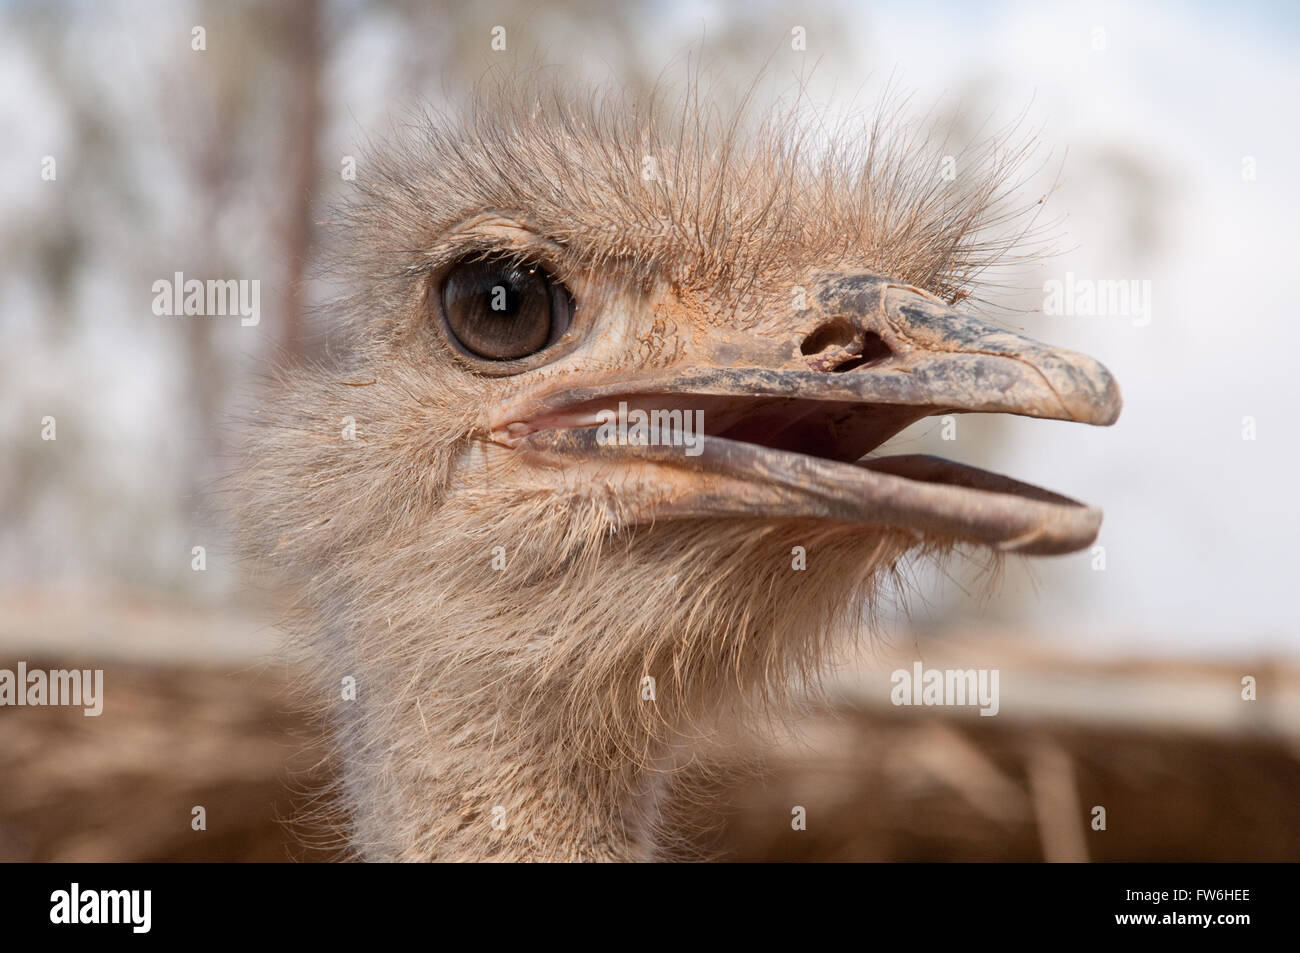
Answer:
238;75;1121;861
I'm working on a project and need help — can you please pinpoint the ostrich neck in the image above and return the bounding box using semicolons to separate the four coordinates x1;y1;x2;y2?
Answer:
316;516;879;860
332;613;681;862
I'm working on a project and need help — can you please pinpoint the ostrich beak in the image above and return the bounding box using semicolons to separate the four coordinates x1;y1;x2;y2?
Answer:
497;272;1121;556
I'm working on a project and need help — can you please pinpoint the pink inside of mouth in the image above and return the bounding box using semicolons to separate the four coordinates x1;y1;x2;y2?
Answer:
499;393;933;463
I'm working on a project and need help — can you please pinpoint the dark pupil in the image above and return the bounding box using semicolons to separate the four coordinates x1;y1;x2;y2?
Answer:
442;259;551;360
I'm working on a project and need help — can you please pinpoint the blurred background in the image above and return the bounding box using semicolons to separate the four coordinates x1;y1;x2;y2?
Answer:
1;0;1296;861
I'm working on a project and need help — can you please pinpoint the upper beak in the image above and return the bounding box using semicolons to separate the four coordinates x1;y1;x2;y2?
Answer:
798;272;1121;427
495;272;1122;555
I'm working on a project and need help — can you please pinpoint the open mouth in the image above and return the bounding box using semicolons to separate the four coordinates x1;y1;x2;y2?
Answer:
491;273;1122;556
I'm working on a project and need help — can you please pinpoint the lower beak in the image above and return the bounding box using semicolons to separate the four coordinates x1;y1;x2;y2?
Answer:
498;272;1122;556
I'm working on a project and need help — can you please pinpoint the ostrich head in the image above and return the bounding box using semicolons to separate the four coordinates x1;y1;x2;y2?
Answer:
240;75;1120;861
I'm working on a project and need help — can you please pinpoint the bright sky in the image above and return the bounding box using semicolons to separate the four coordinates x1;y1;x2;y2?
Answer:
818;0;1300;657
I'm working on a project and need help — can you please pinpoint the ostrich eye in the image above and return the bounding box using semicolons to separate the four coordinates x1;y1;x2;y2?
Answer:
439;255;571;361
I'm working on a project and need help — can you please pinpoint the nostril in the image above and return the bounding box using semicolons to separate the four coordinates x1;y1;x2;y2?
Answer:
831;331;893;372
801;317;893;373
800;317;857;356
